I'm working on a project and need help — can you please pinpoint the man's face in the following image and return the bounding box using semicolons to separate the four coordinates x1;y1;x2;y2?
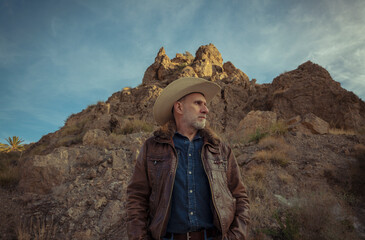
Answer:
179;93;209;130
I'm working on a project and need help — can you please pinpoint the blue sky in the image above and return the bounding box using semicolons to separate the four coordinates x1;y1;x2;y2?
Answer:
1;0;364;143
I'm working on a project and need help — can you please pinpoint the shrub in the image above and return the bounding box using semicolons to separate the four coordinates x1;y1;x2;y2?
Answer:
245;121;288;144
263;209;300;240
248;129;268;143
61;120;86;136
119;119;154;135
269;120;288;136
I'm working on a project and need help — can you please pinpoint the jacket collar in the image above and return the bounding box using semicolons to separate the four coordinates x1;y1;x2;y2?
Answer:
153;120;221;146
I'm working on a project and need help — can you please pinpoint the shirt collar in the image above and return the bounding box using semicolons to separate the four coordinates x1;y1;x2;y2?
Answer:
174;131;202;141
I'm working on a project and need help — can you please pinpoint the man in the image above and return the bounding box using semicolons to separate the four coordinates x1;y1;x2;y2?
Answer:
126;77;249;240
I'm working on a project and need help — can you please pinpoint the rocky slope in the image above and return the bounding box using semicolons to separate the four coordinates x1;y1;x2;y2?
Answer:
1;44;365;239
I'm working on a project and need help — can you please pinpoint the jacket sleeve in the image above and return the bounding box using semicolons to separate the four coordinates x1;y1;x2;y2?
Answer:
225;145;250;240
126;142;153;240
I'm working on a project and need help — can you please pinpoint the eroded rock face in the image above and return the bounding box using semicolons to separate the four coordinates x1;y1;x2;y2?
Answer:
269;61;365;129
19;133;149;239
19;147;81;194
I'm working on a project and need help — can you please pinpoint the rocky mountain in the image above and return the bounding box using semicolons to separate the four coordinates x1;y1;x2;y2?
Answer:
1;44;365;239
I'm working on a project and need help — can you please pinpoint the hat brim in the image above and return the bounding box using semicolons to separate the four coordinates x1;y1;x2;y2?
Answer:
153;77;221;125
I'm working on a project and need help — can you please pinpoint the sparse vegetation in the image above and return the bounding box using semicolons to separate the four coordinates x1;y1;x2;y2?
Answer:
263;209;300;240
269;120;288;136
248;128;269;143
246;120;288;143
0;163;20;188
253;149;290;167
17;215;57;240
253;136;294;167
329;128;356;135
256;189;359;240
118;119;154;135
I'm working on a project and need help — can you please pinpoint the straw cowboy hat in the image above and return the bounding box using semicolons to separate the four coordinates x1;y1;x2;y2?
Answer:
153;77;221;125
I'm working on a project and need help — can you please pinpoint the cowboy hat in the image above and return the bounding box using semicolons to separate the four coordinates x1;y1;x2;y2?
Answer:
153;77;221;125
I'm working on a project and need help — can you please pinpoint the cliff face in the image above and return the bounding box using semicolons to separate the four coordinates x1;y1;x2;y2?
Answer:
268;61;365;129
8;44;365;240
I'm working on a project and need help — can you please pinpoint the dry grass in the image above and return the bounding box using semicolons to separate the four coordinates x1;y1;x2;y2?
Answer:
254;136;295;167
244;165;277;237
17;216;57;240
263;189;359;240
277;172;293;184
258;136;285;149
253;150;290;167
0;165;20;188
329;128;356;135
293;190;358;240
55;134;83;148
118;119;154;135
250;165;267;181
269;120;288;136
0;152;21;188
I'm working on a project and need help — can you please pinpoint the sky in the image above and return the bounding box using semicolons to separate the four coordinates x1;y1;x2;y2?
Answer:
1;0;364;143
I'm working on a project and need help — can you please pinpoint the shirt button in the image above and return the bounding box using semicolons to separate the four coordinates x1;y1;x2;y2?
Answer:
190;212;194;215
188;154;191;157
188;171;192;175
189;190;193;193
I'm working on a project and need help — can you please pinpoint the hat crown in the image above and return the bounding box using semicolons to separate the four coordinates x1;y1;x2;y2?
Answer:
153;77;221;125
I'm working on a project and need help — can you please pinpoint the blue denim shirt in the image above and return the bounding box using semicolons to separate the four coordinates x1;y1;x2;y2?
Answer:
166;132;214;233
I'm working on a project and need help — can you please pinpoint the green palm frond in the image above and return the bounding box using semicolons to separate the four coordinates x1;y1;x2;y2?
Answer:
0;136;25;152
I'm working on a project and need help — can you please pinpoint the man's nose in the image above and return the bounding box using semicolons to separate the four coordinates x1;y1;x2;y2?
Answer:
201;105;209;114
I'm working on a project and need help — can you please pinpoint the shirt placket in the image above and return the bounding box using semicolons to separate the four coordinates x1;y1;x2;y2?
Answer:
187;140;198;230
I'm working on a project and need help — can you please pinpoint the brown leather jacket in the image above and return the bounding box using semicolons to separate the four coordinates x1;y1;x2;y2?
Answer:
126;122;249;239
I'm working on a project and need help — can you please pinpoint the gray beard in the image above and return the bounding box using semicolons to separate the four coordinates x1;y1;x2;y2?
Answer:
192;119;206;130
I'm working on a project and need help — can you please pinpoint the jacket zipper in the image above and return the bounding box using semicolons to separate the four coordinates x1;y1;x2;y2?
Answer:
201;143;224;239
158;143;178;239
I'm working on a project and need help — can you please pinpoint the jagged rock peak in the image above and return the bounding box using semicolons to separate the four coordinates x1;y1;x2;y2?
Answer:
142;43;250;87
194;43;223;66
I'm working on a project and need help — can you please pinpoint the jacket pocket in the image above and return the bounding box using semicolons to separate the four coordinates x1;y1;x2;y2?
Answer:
207;145;227;172
147;155;169;187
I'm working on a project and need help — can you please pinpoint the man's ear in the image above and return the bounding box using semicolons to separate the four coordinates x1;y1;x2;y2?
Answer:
174;101;183;114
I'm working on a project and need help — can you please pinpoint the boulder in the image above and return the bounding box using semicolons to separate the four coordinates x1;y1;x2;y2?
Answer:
82;129;108;146
302;113;330;134
238;111;278;138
